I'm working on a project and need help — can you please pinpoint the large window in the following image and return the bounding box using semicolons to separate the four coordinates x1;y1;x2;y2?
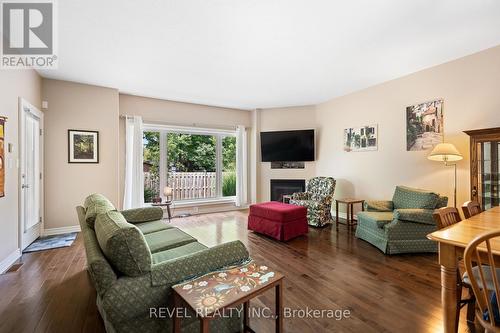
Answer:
143;126;237;203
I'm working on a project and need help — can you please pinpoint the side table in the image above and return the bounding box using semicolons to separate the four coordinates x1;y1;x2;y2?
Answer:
335;198;365;229
152;201;172;222
172;261;284;333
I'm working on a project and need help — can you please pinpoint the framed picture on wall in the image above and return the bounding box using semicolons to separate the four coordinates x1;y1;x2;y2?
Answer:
343;124;378;152
406;99;443;151
68;130;99;163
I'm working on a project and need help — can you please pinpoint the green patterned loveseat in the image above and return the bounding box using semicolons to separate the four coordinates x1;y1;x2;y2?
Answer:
355;186;448;254
290;177;336;227
77;194;250;333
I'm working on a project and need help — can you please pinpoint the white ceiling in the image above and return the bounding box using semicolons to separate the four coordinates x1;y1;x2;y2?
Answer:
38;0;500;110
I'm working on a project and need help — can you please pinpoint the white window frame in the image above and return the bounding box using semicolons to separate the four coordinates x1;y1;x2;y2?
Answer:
143;124;237;204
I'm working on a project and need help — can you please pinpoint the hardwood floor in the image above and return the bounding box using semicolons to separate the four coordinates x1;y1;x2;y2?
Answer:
0;210;474;332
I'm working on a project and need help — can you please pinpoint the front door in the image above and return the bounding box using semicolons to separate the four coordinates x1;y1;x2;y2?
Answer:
19;98;43;250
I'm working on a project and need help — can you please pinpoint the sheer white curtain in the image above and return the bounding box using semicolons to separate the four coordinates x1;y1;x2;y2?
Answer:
235;125;248;207
123;116;145;209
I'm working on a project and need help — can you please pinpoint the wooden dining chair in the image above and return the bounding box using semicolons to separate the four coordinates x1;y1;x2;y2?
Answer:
462;201;482;219
433;207;462;229
433;207;476;330
464;230;500;332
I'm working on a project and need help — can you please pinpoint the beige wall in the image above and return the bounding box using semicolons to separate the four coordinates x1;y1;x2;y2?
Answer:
118;94;252;212
0;70;41;267
316;45;500;216
257;105;317;202
42;79;120;229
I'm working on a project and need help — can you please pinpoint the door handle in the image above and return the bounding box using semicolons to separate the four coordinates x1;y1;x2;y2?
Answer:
21;184;30;189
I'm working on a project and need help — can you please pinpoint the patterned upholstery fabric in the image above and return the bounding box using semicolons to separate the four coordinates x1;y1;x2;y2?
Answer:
290;177;336;227
121;207;163;223
76;194;250;333
393;208;435;225
84;193;110;208
144;228;197;253
356;186;448;254
135;220;173;234
84;194;116;229
95;211;152;276
365;200;394;212
77;206;117;297
151;242;208;264
392;185;439;209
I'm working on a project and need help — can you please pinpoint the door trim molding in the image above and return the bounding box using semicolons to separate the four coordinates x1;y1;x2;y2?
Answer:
18;98;44;250
0;248;21;274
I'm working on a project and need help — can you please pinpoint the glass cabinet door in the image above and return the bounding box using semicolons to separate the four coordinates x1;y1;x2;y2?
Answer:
477;141;500;210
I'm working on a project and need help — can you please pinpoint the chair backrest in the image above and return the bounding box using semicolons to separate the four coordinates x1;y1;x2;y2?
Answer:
462;201;482;219
432;207;462;230
464;230;500;332
306;177;336;201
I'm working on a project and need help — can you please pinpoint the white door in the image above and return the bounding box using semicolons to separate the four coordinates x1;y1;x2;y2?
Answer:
19;98;44;250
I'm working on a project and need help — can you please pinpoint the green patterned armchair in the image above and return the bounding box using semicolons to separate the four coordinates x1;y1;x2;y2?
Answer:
290;177;336;227
355;186;448;254
77;194;250;333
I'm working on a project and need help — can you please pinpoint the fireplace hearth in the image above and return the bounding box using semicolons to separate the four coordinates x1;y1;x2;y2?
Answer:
270;179;306;202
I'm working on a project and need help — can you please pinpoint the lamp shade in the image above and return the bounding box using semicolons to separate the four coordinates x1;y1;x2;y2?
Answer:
163;186;173;197
428;143;463;162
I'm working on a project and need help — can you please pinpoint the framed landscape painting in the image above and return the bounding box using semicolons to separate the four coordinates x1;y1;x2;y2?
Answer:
344;125;378;152
406;99;443;151
68;130;99;163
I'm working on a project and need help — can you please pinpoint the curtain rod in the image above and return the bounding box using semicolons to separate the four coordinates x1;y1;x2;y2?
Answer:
119;114;247;130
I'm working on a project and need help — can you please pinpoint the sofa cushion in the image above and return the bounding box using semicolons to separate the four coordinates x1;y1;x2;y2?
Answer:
392;186;439;210
152;242;208;264
95;211;152;277
393;209;435;225
84;194;116;229
435;196;449;209
135;220;173;234
144;228;197;253
249;201;307;222
84;193;110;208
364;200;394;212
357;211;394;228
121;207;164;223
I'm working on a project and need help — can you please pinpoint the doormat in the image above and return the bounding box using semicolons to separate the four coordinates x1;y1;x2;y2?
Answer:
23;232;78;253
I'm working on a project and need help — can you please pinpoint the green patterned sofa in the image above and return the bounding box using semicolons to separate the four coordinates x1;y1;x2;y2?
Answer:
290;177;336;227
355;186;448;254
77;194;250;333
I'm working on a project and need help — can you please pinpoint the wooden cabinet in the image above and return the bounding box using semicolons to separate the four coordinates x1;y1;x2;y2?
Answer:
464;127;500;210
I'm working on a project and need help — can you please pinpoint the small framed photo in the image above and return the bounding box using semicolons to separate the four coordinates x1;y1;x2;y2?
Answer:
68;130;99;163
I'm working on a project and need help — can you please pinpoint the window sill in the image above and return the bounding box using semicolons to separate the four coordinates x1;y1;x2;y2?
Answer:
146;197;237;208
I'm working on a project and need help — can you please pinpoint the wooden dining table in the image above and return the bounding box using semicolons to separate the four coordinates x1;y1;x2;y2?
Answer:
427;206;500;333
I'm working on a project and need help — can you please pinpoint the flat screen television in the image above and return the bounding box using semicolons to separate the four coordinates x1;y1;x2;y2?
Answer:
260;129;315;162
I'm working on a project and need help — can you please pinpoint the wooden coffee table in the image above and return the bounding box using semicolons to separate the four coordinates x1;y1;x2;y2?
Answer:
172;261;284;333
335;198;365;229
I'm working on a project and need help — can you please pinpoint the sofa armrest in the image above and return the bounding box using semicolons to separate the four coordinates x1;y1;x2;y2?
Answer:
365;200;394;212
150;240;250;287
120;207;163;223
292;192;311;200
393;208;435;225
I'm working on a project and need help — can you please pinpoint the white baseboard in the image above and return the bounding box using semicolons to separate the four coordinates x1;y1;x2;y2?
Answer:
43;225;81;236
0;248;21;274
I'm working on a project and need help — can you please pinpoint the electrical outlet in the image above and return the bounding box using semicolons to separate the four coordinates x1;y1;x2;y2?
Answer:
192;206;199;214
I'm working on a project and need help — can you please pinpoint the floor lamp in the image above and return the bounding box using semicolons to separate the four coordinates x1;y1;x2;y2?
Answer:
428;143;463;207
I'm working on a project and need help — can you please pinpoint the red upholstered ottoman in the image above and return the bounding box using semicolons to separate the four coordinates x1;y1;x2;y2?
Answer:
248;201;308;241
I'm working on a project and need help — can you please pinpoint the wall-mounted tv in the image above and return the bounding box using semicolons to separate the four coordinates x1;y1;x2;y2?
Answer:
260;129;315;162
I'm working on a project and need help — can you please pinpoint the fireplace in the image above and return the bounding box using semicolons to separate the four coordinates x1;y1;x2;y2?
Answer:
270;179;306;202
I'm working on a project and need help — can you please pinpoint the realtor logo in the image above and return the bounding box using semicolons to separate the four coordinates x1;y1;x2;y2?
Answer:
1;0;57;68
